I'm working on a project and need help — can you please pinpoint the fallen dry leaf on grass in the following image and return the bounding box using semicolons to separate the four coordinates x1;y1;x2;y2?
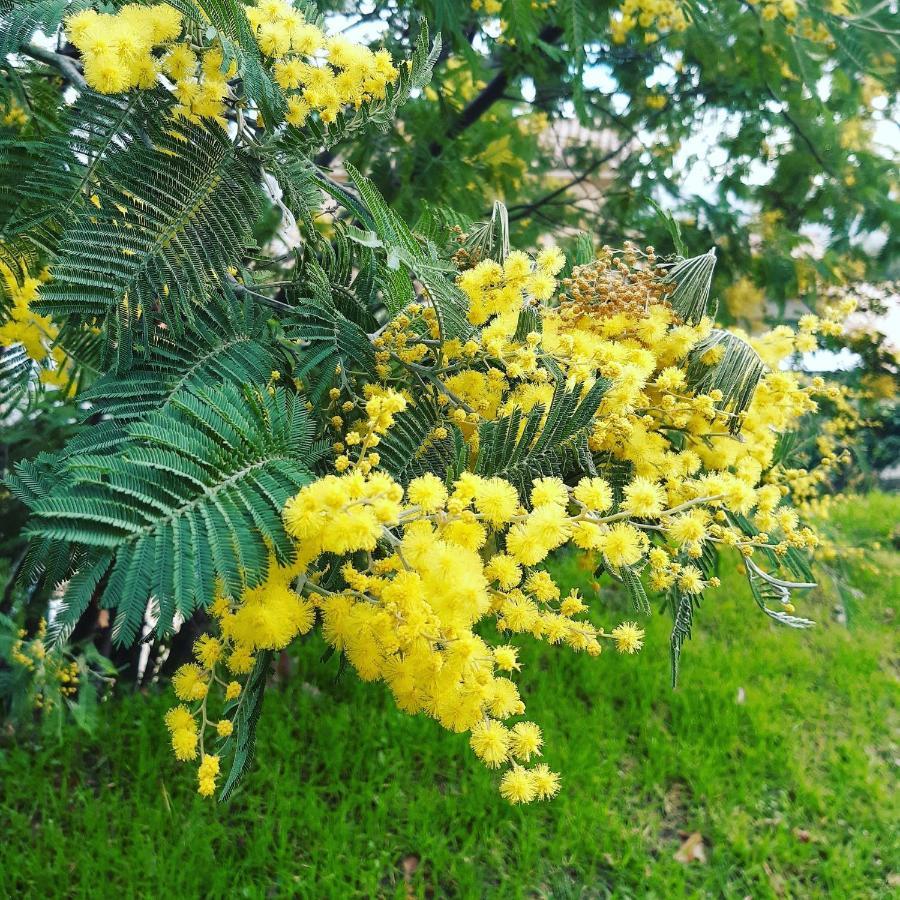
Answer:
402;853;420;898
674;831;707;864
763;861;787;895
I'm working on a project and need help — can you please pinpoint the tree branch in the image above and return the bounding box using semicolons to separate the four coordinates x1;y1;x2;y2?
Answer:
506;137;634;222
426;24;564;159
19;43;86;89
764;84;838;180
226;276;297;314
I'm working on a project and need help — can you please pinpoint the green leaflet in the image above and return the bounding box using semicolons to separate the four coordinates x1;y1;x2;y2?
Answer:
46;548;114;647
745;558;816;629
344;162;468;339
19;384;320;646
620;566;652;617
218;649;272;802
560;0;588;120
663;249;717;325
569;232;595;269
684;329;767;432
472;378;609;494
463;201;511;263
289;256;376;403
37;122;263;373
0;0;85;55
0;344;38;414
414;202;474;246
668;587;698;688
75;290;292;439
648;199;688;258
376;399;462;487
2;90;159;251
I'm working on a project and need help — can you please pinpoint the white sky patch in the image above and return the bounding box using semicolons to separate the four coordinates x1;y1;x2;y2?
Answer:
796;347;863;372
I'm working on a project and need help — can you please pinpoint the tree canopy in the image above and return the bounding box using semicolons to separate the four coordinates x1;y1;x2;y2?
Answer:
312;0;898;317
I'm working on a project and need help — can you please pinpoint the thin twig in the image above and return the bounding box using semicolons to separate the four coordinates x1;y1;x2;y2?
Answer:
392;354;474;413
226;276;296;314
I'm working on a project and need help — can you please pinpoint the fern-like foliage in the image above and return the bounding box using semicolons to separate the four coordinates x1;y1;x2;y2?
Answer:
619;565;652;617
745;558;816;628
559;0;588;119
659;246;768;433
568;232;595;270
76;290;291;434
414;202;474;249
0;343;38;414
462;200;510;263
344;162;468;339
218;649;272;802
727;510;814;585
2;89;159;252
377;399;463;487
36;121;263;372
591;453;634;504
260;152;323;233
685;328;767;432
17;383;320;646
50;319;105;395
661;534;721;685
668;586;698;687
665;529;814;686
5;452;76;591
472;379;609;493
0;0;81;55
663;249;717;325
289;257;376;403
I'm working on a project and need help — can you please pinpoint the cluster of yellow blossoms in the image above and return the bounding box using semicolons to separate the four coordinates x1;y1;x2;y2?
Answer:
611;0;838;46
164;45;237;123
330;386;408;474
164;553;315;795
724;276;767;326
168;465;656;801
63;1;398;128
0;257;69;390
65;4;183;94
2;99;28;129
65;3;237;122
165;234;857;801
9;619;80;711
249;0;399;126
470;0;503;15
611;0;689;44
749;0;841;46
362;242;856;589
750;0;799;23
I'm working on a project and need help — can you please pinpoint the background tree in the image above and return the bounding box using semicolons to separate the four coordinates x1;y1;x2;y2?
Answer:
315;0;898;320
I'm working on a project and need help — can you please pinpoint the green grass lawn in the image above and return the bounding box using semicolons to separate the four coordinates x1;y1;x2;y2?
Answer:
2;494;898;898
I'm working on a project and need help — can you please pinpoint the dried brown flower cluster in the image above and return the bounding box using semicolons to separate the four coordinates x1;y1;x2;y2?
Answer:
559;246;673;322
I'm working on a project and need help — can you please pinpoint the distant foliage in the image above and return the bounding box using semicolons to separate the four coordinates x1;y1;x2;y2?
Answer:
316;0;898;320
